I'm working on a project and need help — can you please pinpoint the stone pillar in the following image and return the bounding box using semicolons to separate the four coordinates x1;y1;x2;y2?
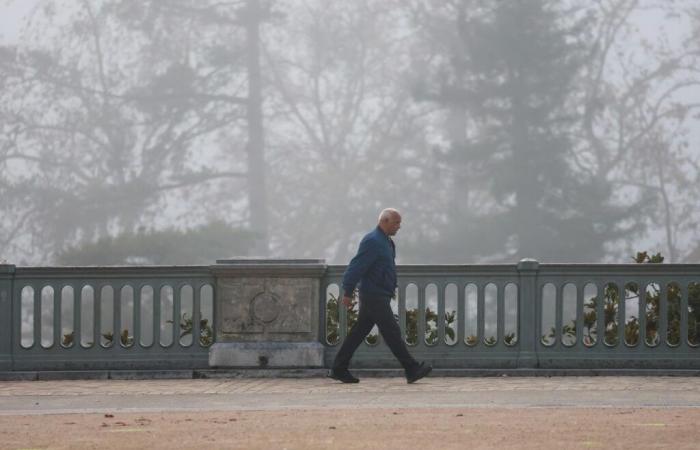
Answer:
0;265;15;371
516;259;539;369
208;259;326;368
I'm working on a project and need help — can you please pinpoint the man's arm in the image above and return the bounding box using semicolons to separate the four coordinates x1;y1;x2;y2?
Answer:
341;237;379;308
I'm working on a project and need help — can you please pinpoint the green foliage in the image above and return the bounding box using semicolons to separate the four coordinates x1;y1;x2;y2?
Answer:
97;313;214;347
412;307;458;346
57;311;214;350
57;221;257;265
634;251;665;264
101;330;134;346
62;331;74;347
543;251;700;346
168;313;214;347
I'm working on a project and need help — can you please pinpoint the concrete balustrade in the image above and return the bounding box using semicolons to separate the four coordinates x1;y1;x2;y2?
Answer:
1;259;700;373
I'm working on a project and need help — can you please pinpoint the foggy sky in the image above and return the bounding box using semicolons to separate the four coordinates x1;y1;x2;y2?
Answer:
1;0;699;266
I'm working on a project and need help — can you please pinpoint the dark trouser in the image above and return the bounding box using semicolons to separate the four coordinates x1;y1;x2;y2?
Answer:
332;296;419;372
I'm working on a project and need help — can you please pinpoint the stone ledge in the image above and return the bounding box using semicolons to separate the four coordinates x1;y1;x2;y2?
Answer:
2;368;700;381
195;368;328;379
211;258;327;277
216;258;325;265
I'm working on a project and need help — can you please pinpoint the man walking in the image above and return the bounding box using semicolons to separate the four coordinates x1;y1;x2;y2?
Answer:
329;208;432;384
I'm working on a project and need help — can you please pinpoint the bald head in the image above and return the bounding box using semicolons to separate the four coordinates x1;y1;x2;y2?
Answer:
378;208;402;236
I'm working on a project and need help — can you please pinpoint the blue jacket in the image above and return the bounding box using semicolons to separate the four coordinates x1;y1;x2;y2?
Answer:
342;226;397;299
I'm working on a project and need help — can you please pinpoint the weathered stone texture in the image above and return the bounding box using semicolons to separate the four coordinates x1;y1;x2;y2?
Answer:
209;342;324;368
216;277;319;342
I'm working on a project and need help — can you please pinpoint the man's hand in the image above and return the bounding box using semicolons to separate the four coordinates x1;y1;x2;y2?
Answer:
341;295;353;309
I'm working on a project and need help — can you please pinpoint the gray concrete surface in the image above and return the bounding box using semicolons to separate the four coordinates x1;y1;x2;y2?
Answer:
1;376;700;416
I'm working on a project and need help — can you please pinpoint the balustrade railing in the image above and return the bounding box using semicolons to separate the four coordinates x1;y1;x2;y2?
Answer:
1;260;699;372
535;264;700;369
321;262;700;369
1;266;214;371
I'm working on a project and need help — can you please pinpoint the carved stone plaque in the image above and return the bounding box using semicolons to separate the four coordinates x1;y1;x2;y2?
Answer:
217;277;318;341
251;291;280;323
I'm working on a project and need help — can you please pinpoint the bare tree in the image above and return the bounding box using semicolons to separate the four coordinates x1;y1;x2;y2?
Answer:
0;0;268;263
578;0;700;262
261;0;438;263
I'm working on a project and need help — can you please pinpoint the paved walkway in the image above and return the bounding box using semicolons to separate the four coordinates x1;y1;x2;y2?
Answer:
1;377;700;449
1;376;700;414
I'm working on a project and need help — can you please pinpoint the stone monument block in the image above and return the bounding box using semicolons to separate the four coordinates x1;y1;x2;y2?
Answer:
209;259;326;368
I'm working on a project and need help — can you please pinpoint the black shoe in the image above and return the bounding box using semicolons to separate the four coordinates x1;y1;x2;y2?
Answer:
406;362;432;384
328;369;360;384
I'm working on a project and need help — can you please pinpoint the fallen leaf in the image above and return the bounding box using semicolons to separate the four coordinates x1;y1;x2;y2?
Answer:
106;428;149;433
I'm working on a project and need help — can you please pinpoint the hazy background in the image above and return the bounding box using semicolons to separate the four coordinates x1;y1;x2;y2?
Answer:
1;0;699;266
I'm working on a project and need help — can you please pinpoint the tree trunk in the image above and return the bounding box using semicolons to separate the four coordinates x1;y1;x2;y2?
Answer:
245;0;269;255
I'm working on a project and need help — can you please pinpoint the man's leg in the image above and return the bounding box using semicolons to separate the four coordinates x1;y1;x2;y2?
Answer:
332;301;375;371
369;298;420;372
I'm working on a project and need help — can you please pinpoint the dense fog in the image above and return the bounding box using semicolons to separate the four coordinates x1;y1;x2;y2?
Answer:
1;0;699;266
